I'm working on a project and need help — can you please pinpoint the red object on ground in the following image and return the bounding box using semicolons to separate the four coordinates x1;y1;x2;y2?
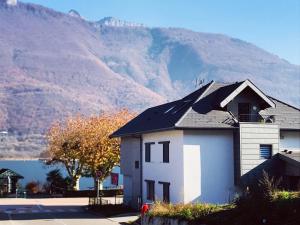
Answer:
111;173;119;185
141;203;149;215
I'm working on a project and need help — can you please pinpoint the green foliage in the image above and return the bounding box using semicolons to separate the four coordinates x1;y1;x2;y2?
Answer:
147;191;300;225
148;202;233;221
272;191;300;201
45;169;69;194
258;170;282;201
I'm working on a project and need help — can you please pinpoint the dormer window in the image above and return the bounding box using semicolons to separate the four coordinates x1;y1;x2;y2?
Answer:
238;103;251;122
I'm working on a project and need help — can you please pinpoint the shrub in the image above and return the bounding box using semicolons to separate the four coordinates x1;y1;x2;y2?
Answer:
272;191;300;201
25;181;41;194
148;202;233;220
45;169;69;194
258;170;282;201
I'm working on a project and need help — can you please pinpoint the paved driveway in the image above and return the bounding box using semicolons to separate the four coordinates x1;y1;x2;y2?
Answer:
0;198;119;225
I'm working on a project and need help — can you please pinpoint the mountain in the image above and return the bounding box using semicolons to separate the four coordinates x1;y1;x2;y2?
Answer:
0;0;299;158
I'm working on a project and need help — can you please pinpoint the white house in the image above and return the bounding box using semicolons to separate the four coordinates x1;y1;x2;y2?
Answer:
111;80;300;209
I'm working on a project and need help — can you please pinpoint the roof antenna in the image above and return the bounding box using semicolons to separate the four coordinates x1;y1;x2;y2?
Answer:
194;77;205;89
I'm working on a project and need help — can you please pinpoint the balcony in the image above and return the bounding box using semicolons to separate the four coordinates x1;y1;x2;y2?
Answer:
238;114;275;123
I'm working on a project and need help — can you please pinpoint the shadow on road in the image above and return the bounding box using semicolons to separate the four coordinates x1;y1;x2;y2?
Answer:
0;204;103;221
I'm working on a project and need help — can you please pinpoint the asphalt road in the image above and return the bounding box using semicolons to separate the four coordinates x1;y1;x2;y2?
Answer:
0;211;118;225
0;198;119;225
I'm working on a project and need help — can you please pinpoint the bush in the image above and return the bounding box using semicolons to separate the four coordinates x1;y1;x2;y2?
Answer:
258;170;282;201
272;191;300;201
147;193;300;224
45;169;69;194
25;181;42;194
148;202;233;220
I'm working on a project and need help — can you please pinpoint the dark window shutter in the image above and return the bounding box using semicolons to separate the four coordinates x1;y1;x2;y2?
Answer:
146;180;155;201
163;143;169;163
145;144;151;162
135;161;139;169
163;183;170;202
159;141;170;163
159;181;170;203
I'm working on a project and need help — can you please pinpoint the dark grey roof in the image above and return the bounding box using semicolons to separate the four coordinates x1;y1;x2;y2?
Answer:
261;97;300;130
176;82;242;128
0;168;24;179
111;82;213;137
278;151;300;167
112;80;300;137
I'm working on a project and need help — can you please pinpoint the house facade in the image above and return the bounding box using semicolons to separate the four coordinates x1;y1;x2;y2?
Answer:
111;80;300;209
0;168;23;195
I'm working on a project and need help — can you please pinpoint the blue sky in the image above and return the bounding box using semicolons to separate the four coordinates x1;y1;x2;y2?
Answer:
21;0;300;65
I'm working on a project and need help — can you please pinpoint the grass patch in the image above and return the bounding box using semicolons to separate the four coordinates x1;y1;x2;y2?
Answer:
272;191;300;201
148;202;234;221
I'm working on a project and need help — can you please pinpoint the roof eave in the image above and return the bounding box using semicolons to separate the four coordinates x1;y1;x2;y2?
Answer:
175;126;237;130
220;79;276;108
110;127;176;138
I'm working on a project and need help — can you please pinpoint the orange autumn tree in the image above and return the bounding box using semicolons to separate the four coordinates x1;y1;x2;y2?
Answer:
46;116;89;190
46;109;134;190
82;109;135;189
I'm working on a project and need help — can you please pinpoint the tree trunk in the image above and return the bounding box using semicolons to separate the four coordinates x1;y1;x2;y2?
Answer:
93;176;97;190
70;175;80;191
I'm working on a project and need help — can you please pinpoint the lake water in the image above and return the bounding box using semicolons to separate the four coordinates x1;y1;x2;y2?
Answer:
0;160;123;190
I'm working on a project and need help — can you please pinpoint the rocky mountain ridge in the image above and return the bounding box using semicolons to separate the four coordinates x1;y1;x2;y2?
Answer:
0;1;299;158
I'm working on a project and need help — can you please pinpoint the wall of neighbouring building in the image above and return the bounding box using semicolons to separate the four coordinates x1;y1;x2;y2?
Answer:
142;130;184;204
280;131;300;150
183;130;235;204
120;137;141;209
239;123;279;176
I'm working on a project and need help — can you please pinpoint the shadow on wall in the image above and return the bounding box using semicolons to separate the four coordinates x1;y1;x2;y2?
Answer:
239;154;286;190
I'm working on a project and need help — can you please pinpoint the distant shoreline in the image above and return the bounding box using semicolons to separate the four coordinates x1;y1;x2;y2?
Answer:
0;158;46;161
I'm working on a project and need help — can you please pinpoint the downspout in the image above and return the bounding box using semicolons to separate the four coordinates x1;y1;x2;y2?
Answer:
139;135;143;207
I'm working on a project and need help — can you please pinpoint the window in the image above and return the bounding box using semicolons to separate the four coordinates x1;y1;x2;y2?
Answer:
145;180;155;201
145;142;154;162
238;103;250;122
135;161;139;169
159;182;170;203
260;144;272;159
159;141;170;163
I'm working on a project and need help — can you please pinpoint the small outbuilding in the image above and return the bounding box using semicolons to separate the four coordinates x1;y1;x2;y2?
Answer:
278;151;300;190
0;168;24;194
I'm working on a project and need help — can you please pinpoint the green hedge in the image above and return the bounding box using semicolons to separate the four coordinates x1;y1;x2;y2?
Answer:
147;191;300;225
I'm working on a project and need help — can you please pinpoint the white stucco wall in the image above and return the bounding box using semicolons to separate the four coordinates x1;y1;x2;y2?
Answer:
183;130;235;204
280;131;300;151
142;130;184;204
183;144;200;203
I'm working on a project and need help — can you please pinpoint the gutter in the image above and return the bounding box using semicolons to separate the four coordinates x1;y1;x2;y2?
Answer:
139;135;143;207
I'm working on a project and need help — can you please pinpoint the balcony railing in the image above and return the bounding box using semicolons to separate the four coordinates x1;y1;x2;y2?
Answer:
238;114;275;123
